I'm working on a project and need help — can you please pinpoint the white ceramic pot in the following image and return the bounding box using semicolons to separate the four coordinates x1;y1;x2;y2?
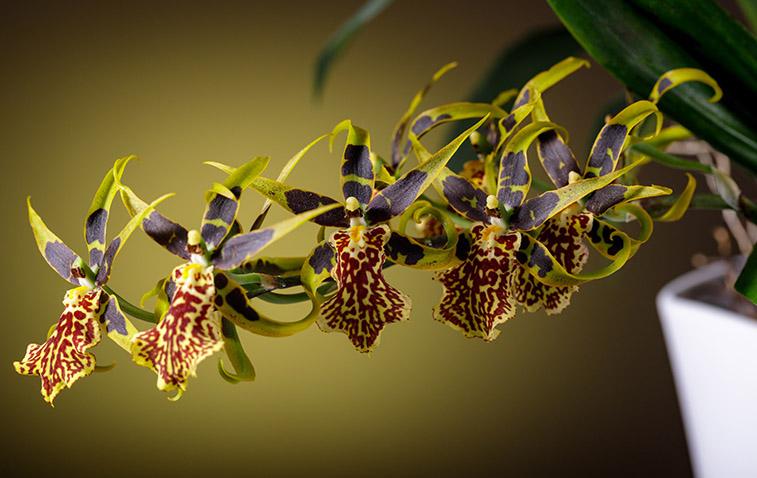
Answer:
657;260;757;478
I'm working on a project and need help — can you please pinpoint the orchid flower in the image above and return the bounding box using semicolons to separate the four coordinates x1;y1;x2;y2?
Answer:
212;113;487;353
14;157;169;404
406;58;674;340
120;157;337;397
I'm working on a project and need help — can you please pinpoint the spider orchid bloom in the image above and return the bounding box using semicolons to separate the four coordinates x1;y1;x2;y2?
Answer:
14;157;170;405
121;157;337;397
421;100;670;339
507;67;719;314
234;116;487;352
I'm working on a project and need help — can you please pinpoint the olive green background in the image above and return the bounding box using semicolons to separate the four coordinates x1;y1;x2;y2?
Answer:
0;1;729;476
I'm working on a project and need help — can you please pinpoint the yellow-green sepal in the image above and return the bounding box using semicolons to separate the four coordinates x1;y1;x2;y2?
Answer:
218;318;255;384
27;197;83;285
654;173;696;222
84;155;136;267
649;67;722;104
390;61;458;168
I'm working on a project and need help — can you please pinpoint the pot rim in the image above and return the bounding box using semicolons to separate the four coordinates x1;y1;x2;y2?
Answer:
656;259;752;324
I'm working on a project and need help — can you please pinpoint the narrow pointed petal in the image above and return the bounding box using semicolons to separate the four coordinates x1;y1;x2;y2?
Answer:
14;287;104;404
95;193;173;286
511;211;593;315
433;225;520;341
212;203;340;270
584;183;671;215
583;101;661;178
536;129;580;188
649;68;721;104
200;157;270;250
131;264;223;394
120;185;190;260
366;115;488;224
391;62;458;168
512;57;590;109
319;225;411;352
510;159;645;231
84;155;135;267
246;177;348;228
101;295;140;352
497;121;565;211
27;198;83;285
332;119;374;208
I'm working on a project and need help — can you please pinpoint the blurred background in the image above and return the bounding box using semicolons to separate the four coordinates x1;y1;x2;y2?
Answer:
0;1;736;476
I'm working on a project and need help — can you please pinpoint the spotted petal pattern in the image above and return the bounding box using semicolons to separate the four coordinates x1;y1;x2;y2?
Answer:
511;210;593;315
14;287;103;405
318;225;411;352
131;263;223;394
434;224;521;341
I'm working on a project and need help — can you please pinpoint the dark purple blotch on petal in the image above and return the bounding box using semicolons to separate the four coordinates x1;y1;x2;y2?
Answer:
164;278;177;302
585;184;627;215
527;242;553;278
204;195;238;225
537;130;579;188
455;232;472;261
214;272;228;289
45;241;78;283
283;190;348;227
342;145;373;179
501;113;516;132
441;175;488;223
512;89;530;109
308;242;335;275
201;223;229;250
103;295;128;335
95;237;121;285
588;220;624;257
142;211;190;260
385;232;424;266
509;192;559;231
213;228;275;270
85;208;108;247
342;181;373;206
225;287;260;322
497;150;529;209
657;77;672;95
365;170;427;224
586;124;627;177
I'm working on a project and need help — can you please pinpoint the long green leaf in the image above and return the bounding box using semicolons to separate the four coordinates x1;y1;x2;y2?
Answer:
313;0;394;99
735;246;757;304
547;0;757;173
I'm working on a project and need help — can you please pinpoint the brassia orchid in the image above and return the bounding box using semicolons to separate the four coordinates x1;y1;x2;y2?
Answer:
14;58;726;405
14;157;170;404
119;157;337;398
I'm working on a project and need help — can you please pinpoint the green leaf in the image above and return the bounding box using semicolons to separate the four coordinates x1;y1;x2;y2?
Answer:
630;0;757;98
312;0;394;99
735;245;757;304
547;0;757;173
